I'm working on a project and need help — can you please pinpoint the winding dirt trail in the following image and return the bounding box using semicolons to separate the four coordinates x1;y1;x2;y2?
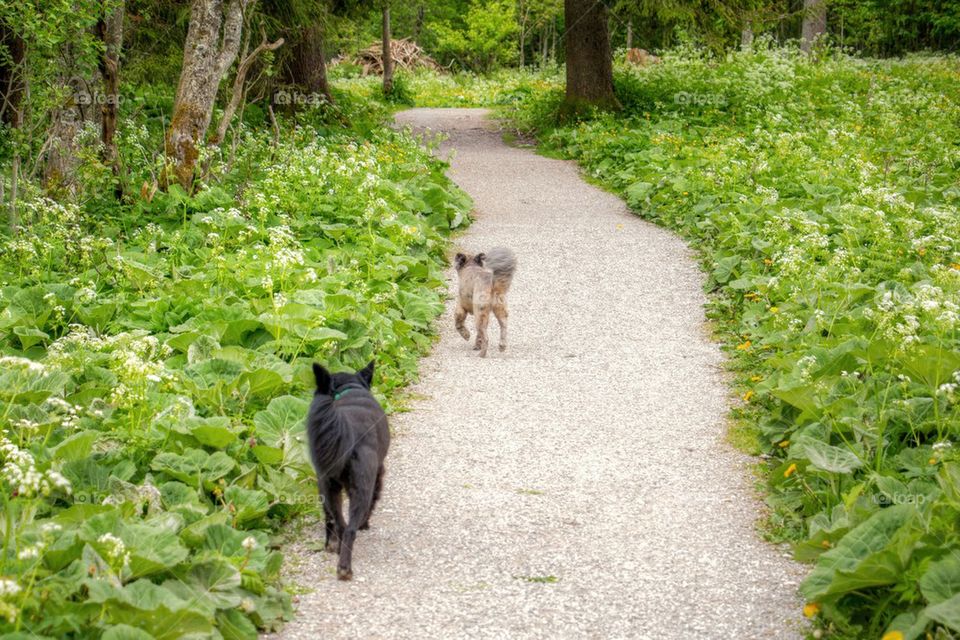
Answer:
274;108;805;639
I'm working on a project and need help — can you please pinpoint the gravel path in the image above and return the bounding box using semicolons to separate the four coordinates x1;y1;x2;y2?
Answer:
272;108;806;639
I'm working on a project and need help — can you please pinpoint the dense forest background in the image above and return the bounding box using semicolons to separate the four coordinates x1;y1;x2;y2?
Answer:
3;0;959;206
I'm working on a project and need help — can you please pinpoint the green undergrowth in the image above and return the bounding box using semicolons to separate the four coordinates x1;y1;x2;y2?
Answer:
331;65;562;110
506;44;960;639
0;86;471;637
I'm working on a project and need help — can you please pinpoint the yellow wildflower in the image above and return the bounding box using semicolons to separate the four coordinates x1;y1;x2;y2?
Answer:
784;463;798;478
779;440;790;448
736;340;752;351
742;390;754;402
803;603;820;618
769;306;779;314
750;375;762;382
929;457;938;465
881;632;904;640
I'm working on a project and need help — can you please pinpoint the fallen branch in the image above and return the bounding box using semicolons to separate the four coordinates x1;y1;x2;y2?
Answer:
213;30;284;145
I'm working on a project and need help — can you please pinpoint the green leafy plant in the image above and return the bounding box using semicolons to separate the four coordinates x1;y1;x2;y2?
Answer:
0;88;471;635
503;45;960;639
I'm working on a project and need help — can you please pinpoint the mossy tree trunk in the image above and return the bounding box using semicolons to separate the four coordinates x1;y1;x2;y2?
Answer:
561;0;619;119
163;0;250;191
97;0;124;180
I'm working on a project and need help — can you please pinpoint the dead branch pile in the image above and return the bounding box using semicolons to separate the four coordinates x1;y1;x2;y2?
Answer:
340;38;442;75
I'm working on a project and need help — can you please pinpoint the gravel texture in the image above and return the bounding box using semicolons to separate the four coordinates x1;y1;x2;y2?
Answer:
271;108;807;639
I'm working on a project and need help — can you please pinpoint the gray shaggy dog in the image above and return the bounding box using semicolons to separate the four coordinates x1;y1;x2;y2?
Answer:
306;361;389;580
454;246;517;357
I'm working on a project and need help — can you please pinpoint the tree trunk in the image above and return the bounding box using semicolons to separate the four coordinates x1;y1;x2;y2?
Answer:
0;26;25;128
519;5;527;68
46;69;98;192
413;4;424;40
550;20;556;62
800;0;826;53
741;23;754;47
1;25;24;233
381;3;393;95
288;24;332;104
626;19;633;50
541;23;549;67
164;0;251;191
97;0;124;176
562;0;619;117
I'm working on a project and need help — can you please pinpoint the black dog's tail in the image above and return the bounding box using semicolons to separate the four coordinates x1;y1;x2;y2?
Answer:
306;397;354;473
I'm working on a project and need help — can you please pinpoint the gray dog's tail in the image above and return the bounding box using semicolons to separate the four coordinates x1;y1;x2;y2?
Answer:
483;246;516;291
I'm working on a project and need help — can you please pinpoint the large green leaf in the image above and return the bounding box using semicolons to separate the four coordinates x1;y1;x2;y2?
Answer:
794;437;863;474
101;625;156;640
50;430;99;462
184;417;238;449
217;609;259;640
125;524;190;578
924;592;960;632
224;486;270;525
163;558;243;615
253;395;309;467
920;553;960;605
801;505;916;600
151;449;236;488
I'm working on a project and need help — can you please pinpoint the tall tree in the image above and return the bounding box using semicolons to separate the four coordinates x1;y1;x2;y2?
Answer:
288;23;333;104
97;0;124;176
0;24;25;129
381;1;394;95
164;0;251;191
562;0;618;117
800;0;826;52
0;24;24;232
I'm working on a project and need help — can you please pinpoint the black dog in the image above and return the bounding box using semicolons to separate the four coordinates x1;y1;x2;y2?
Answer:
306;361;390;580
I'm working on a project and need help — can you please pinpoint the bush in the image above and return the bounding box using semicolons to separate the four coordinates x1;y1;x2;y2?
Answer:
510;47;960;639
383;72;415;106
0;87;471;636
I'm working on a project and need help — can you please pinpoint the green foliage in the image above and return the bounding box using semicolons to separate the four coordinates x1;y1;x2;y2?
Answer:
383;72;415;106
335;67;563;109
831;0;960;55
507;46;960;638
432;0;520;71
0;0;107;164
0;87;471;635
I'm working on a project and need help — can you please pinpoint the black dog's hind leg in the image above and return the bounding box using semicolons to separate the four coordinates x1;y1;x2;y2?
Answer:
320;478;345;553
337;455;377;581
360;465;385;530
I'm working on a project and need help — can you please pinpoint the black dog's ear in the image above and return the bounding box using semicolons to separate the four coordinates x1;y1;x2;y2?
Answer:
474;252;486;266
358;360;375;387
312;363;332;394
454;253;467;269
